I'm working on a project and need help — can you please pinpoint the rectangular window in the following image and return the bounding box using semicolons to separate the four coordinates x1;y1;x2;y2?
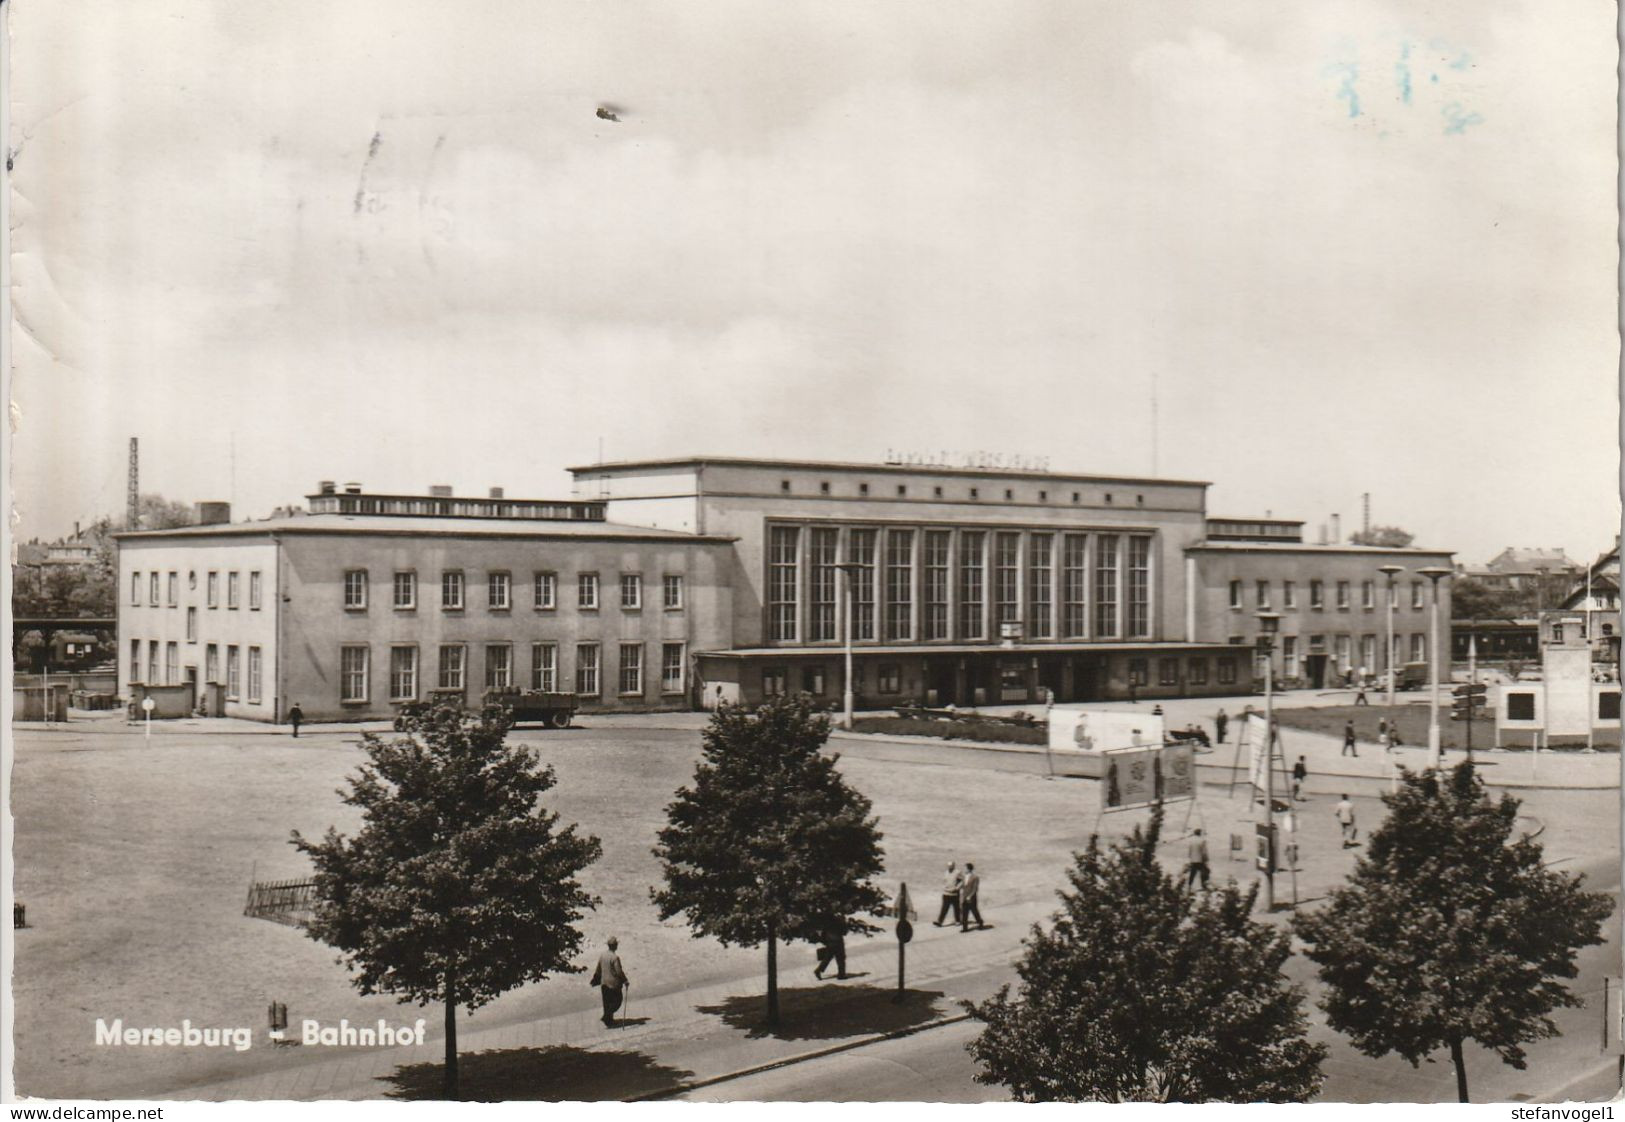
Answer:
1028;533;1053;639
530;643;558;691
767;527;800;641
663;574;684;610
1062;534;1088;638
849;528;877;641
1283;581;1297;609
1283;636;1298;679
809;528;839;641
1410;633;1426;663
1310;580;1324;610
578;571;599;610
248;647;263;704
393;571;416;610
1360;634;1377;673
1361;580;1375;610
442;570;465;610
167;572;178;607
620;573;642;610
1187;657;1208;685
488;571;511;610
1256;580;1270;609
131;572;141;606
801;664;826;695
148;641;159;685
619;643;644;695
661;643;685;694
1229;580;1244;610
534;571;557;610
438;645;466;691
576;644;600;696
484;644;512;690
228;571;241;609
340;645;369;702
1128;657;1149;686
186;606;197;643
1126;537;1151;638
1158;657;1179;686
878;664;902;694
1411;581;1424;610
1217;656;1237;685
1336;581;1350;610
922;530;951;640
389;646;418;701
885;529;914;641
959;530;986;640
165;642;179;684
249;571;263;610
762;667;787;697
1094;535;1119;638
342;570;366;609
149;572;160;606
205;643;219;684
129;639;141;682
207;571;219;608
226;645;241;699
994;532;1021;628
1335;634;1352;671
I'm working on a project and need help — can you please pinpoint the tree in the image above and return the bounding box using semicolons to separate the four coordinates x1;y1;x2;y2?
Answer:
1451;577;1516;621
652;694;887;1027
292;702;601;1098
1349;525;1416;548
965;811;1326;1102
1293;763;1612;1102
125;495;196;531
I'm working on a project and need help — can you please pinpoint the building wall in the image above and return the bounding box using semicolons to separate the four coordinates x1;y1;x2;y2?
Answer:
276;532;735;721
118;537;280;720
1189;548;1454;684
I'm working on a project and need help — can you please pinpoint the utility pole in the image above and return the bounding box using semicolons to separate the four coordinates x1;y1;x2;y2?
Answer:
127;437;140;530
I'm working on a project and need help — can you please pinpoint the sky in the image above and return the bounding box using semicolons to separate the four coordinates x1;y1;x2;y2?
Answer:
7;0;1620;564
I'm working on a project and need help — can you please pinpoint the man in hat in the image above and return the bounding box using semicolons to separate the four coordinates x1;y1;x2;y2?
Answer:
590;936;630;1027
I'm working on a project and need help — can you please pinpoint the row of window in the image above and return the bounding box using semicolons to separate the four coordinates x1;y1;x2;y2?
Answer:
755;654;1248;697
778;478;1150;506
131;569;260;610
1233;633;1431;674
766;525;1155;644
128;639;262;703
342;570;684;613
1228;578;1430;612
336;641;687;703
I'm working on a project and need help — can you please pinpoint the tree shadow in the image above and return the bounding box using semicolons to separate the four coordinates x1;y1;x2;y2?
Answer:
380;1044;694;1101
696;983;949;1041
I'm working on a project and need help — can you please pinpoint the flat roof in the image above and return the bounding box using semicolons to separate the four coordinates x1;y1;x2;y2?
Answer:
1207;516;1306;526
1187;542;1453;557
113;513;735;544
568;455;1211;489
698;641;1241;659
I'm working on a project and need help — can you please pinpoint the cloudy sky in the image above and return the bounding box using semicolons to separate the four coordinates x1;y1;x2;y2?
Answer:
9;0;1619;563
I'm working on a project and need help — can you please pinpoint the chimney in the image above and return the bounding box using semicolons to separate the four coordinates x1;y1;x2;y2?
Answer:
318;480;336;495
1331;513;1341;543
194;501;231;526
488;486;505;500
429;485;453;498
343;482;362;495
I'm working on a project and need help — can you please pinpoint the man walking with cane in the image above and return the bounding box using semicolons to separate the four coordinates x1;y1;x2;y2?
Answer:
590;936;630;1027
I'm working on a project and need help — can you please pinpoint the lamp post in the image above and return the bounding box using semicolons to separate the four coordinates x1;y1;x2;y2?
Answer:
1418;566;1452;770
1378;564;1405;709
1256;610;1280;913
836;562;864;730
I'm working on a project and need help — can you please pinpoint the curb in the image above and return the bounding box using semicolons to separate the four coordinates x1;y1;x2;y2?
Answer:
627;1011;976;1101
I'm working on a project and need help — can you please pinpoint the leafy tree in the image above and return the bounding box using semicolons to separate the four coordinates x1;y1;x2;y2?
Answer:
292;702;601;1098
124;495;197;531
1293;763;1612;1102
1349;525;1416;548
1450;577;1516;621
652;694;887;1027
965;811;1326;1102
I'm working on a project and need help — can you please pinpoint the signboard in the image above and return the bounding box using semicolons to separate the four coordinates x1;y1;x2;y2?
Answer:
1100;744;1196;812
1604;977;1624;1056
1050;708;1164;755
1245;714;1273;793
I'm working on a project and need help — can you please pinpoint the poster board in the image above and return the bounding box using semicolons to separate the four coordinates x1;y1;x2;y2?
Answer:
1048;708;1166;780
1099;743;1196;812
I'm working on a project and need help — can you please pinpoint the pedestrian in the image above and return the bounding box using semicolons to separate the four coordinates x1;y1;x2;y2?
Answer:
590;936;630;1027
1184;828;1210;890
1215;707;1229;744
933;862;963;927
959;862;986;931
1152;703;1164;716
1341;720;1358;757
1354;685;1369;706
1335;794;1358;847
288;703;303;738
813;918;848;980
1292;755;1307;800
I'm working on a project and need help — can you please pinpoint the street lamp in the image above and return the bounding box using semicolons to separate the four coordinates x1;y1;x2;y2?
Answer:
1418;566;1452;770
1378;564;1405;709
1255;610;1280;913
835;562;864;730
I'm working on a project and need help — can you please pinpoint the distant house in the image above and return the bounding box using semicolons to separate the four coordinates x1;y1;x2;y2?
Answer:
1559;539;1621;664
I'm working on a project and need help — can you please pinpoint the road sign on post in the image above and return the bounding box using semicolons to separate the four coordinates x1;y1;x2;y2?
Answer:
894;883;915;1004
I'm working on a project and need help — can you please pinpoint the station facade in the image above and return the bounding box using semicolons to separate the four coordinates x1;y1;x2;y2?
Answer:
117;460;1456;721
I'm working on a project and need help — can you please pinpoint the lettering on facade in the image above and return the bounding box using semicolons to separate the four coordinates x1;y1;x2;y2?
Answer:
882;449;1052;473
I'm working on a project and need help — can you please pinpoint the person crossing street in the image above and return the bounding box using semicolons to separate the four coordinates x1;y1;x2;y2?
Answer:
590;936;630;1027
933;862;963;927
959;862;986;931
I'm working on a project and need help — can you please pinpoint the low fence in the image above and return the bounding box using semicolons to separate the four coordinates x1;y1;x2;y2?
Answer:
14;683;69;722
15;670;117;695
127;683;193;720
244;877;318;928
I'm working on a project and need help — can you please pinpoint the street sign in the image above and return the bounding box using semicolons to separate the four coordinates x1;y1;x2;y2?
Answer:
141;698;156;712
896;918;913;944
1453;683;1489;698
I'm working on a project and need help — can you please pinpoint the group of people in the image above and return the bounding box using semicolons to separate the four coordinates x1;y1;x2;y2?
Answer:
934;861;987;932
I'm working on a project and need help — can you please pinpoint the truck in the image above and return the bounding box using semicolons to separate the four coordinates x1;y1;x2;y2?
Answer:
482;688;578;729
